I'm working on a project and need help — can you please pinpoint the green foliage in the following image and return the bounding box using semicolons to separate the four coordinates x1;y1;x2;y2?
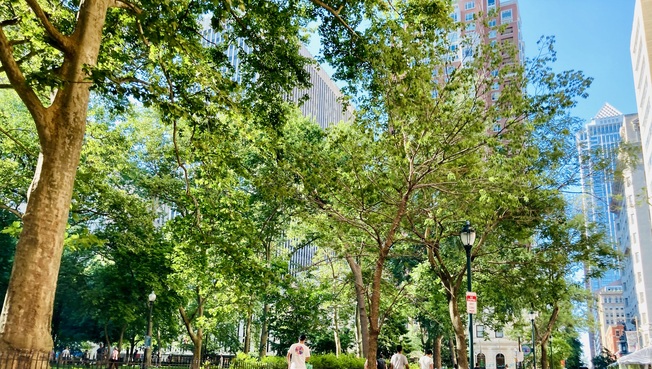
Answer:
309;354;366;369
592;348;616;369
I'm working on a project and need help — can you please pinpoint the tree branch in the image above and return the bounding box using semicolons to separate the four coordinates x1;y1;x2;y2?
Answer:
24;0;70;52
109;0;144;14
0;125;36;157
310;0;359;37
0;204;23;219
0;27;45;119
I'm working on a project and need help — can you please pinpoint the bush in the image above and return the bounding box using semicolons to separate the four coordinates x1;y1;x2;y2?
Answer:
309;354;365;369
233;353;364;369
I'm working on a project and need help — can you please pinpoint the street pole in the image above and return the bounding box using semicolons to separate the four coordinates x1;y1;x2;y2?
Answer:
145;291;156;369
530;313;536;369
460;222;476;369
466;245;473;369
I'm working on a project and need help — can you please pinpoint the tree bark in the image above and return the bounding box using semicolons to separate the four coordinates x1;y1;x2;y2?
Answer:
0;0;110;358
434;335;443;369
259;302;270;357
449;294;469;369
346;255;369;359
244;311;253;354
333;307;341;357
450;337;457;367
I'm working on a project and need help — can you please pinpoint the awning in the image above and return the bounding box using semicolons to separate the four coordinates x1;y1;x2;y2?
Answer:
617;346;652;365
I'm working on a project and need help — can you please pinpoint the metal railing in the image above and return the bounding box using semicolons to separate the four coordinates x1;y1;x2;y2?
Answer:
0;352;284;369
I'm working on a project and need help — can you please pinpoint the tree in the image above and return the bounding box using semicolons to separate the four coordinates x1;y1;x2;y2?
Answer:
592;348;616;369
290;18;591;369
0;0;352;356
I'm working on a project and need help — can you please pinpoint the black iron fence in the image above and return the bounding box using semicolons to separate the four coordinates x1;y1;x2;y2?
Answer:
0;352;283;369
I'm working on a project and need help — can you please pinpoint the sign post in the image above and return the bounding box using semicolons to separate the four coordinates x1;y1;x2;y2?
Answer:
466;292;477;314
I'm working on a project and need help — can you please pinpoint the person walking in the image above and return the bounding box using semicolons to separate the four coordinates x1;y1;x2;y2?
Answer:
390;345;409;369
419;350;434;369
287;334;311;369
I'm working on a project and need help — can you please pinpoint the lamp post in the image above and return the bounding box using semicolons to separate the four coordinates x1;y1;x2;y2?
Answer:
145;291;156;369
460;222;477;369
529;311;536;369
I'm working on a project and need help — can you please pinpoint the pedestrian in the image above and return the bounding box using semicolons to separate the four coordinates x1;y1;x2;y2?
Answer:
287;334;311;369
364;353;387;369
419;350;434;369
108;347;119;369
390;345;409;369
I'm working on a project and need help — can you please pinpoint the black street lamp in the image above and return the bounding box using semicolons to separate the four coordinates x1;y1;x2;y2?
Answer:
529;311;536;369
145;291;156;369
460;222;476;369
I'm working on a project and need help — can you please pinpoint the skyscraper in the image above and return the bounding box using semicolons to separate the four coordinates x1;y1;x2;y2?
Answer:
576;103;626;358
629;0;652;349
611;113;652;351
577;103;624;291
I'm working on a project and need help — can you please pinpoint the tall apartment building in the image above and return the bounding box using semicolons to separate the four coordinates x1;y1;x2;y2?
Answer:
454;0;524;62
611;113;652;351
596;285;626;354
629;0;652;351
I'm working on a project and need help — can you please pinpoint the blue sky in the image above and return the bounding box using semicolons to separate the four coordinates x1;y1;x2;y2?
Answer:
517;0;636;121
309;1;638;123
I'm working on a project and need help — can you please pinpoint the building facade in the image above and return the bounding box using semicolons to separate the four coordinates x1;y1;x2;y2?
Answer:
576;103;625;292
611;113;652;351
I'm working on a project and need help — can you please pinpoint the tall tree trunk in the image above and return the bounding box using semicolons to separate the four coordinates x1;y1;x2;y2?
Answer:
0;0;110;359
434;335;443;369
449;294;469;369
191;331;203;369
346;255;369;359
180;297;205;369
244;311;253;354
259;302;270;357
450;337;457;367
540;343;547;369
355;305;362;357
333;307;341;357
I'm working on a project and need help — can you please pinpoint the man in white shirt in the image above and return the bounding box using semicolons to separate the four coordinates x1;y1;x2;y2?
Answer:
419;350;434;369
287;334;311;369
390;345;409;369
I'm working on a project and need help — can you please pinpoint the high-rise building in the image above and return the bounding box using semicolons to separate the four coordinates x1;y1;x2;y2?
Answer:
577;103;625;291
630;0;652;350
611;113;652;351
576;103;626;358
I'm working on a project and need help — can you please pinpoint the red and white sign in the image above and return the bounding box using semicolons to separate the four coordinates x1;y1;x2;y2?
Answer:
466;292;477;314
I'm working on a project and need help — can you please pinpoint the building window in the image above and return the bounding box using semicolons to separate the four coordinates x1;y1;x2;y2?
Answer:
489;30;497;39
477;353;486;369
476;325;484;337
487;0;496;7
496;354;506;369
493;124;502;132
466;23;476;31
465;1;475;10
451;12;459;22
466;13;475;21
501;9;513;23
463;48;473;58
492;82;500;90
491;92;499;101
488;19;496;27
495;330;504;338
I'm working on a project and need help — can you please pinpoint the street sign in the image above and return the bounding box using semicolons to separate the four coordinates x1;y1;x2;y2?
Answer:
466;292;477;314
521;345;531;356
